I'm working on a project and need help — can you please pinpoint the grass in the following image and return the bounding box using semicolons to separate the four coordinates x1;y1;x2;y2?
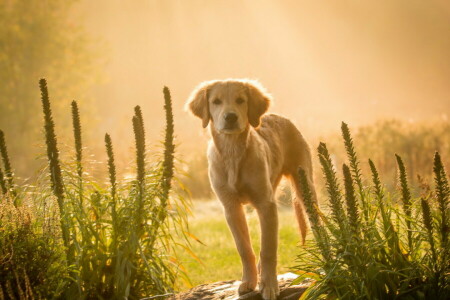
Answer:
177;201;304;289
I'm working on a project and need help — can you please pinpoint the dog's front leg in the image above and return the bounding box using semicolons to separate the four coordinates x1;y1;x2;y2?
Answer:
223;203;258;295
255;199;279;300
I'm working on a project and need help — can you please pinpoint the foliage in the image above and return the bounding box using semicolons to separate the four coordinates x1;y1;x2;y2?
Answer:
323;119;450;190
295;122;450;299
0;0;98;176
0;79;190;299
0;200;67;299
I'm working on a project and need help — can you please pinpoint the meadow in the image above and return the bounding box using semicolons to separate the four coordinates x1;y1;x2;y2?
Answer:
176;201;302;289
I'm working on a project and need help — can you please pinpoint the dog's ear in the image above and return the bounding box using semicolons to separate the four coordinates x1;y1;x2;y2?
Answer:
246;80;271;128
185;81;212;128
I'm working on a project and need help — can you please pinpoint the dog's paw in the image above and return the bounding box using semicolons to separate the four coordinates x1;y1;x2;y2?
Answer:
259;277;279;300
238;279;257;295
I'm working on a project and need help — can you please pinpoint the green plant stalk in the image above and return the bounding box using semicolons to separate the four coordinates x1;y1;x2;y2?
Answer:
0;130;16;198
132;112;146;233
161;86;175;205
133;106;146;185
298;167;331;260
105;133;118;255
343;163;360;235
421;198;437;261
0;166;7;195
105;134;117;209
341;122;363;193
369;159;395;238
71;101;83;203
318;142;347;232
433;152;449;251
341;122;368;224
39;78;71;262
149;88;176;250
395;154;413;252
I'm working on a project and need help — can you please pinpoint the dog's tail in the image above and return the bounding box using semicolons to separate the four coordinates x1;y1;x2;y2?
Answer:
289;170;317;245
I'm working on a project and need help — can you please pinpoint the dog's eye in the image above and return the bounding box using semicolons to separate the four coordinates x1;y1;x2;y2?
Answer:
236;97;245;104
213;98;222;105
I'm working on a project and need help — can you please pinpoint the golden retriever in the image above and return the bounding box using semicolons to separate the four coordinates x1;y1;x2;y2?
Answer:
186;79;317;300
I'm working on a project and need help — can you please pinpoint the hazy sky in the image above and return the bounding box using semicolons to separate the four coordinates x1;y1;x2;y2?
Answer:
74;0;450;157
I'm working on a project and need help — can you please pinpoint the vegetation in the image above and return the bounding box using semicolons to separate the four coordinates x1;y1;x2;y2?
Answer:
295;122;450;299
323;119;450;188
0;79;190;299
0;0;98;176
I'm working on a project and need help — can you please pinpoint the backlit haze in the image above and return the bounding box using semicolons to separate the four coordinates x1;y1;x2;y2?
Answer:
75;0;449;159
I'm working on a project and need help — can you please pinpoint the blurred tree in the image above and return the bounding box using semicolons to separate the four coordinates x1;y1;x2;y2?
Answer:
0;0;98;177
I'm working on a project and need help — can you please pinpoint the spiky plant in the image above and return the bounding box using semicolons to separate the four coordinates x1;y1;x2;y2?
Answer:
132;110;146;233
105;132;118;271
341;122;363;193
342;164;359;235
395;154;413;252
71;101;83;201
341;122;370;226
133;106;146;185
433;152;449;251
105;133;117;215
0;130;16;199
162;86;175;204
2;80;192;299
298;167;331;260
39;78;71;262
421;198;437;261
0;166;7;196
317;142;347;233
296;124;450;299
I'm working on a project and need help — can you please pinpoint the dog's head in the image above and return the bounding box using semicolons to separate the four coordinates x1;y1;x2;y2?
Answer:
186;79;271;134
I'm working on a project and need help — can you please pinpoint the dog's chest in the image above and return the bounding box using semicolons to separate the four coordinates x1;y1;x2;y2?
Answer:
208;146;247;192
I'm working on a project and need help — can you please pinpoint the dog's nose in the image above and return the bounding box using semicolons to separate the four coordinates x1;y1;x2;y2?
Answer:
225;113;238;124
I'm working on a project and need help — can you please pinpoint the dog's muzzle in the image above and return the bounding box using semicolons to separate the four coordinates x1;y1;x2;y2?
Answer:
224;112;238;129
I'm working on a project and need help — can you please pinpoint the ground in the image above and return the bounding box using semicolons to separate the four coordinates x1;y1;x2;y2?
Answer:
176;200;309;290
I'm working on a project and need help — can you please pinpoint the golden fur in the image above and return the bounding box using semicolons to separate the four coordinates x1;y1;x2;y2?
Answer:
186;79;317;300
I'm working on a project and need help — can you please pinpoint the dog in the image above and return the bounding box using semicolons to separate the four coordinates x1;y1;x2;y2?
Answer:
186;79;317;300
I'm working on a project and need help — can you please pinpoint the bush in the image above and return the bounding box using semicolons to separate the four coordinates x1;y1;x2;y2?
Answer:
295;122;449;299
0;199;67;299
0;79;191;299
